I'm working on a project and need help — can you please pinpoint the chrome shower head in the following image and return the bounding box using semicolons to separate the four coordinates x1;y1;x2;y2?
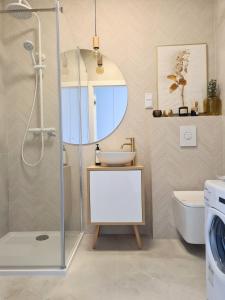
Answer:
24;40;34;51
23;40;36;66
6;0;32;20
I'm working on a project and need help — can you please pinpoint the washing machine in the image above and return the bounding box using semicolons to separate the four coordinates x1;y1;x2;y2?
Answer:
205;180;225;300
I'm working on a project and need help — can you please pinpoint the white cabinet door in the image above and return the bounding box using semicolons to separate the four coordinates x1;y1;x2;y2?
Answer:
90;170;143;223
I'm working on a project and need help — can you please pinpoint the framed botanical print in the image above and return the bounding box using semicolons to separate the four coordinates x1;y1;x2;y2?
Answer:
157;43;207;113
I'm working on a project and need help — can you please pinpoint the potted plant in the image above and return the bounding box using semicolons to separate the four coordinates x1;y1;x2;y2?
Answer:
207;80;221;115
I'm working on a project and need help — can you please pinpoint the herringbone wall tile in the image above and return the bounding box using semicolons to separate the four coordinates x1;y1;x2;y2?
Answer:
0;0;222;239
61;0;217;236
215;0;225;174
0;1;9;238
2;3;62;232
151;116;223;238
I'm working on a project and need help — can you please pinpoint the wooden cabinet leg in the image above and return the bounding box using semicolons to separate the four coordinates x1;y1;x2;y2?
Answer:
93;225;100;249
133;225;142;249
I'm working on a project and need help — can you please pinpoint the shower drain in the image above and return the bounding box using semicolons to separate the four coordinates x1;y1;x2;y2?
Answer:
36;235;49;241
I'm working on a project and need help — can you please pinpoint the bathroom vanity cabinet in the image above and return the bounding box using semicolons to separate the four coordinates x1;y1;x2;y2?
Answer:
87;165;145;248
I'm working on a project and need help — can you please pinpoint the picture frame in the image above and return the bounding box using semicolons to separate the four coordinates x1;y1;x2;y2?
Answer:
157;43;207;114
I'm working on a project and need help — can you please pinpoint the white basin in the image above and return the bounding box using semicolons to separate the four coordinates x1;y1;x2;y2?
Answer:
97;151;135;166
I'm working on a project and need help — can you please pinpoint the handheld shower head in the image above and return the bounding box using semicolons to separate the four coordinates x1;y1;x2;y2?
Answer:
6;0;32;20
24;40;34;51
23;40;36;66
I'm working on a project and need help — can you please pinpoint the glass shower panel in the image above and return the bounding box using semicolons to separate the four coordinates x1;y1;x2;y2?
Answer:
0;2;9;245
61;48;83;265
0;0;63;268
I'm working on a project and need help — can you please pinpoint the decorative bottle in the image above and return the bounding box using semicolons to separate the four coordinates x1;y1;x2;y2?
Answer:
95;144;101;166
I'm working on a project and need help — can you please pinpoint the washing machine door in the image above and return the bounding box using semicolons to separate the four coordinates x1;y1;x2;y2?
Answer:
206;207;225;300
209;211;225;274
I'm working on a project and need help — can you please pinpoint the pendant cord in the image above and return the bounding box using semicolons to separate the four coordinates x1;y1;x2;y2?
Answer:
94;0;97;36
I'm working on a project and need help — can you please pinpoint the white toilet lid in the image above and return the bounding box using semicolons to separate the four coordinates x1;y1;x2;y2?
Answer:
173;191;204;208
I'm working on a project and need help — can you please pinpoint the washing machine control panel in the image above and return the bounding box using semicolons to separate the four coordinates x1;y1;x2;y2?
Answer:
219;197;225;205
205;180;225;213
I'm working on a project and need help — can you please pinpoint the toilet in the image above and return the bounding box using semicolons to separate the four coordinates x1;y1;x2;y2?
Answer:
172;191;205;244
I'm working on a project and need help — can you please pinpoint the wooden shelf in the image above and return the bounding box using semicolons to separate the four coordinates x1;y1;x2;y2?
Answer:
153;113;222;118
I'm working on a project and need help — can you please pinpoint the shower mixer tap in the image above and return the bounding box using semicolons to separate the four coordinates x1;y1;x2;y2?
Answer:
34;64;46;70
28;128;56;137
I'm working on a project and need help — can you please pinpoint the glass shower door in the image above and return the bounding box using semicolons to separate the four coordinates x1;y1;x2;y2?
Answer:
61;48;84;265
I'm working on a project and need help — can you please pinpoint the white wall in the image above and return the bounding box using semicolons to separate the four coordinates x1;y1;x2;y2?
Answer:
0;1;9;238
151;116;222;238
60;0;217;236
215;0;225;110
0;0;219;238
215;0;225;175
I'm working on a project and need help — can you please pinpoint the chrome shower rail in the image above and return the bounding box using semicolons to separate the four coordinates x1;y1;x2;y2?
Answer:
0;7;63;14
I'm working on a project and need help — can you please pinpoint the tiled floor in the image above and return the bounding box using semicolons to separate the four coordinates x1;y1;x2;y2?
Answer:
0;235;206;300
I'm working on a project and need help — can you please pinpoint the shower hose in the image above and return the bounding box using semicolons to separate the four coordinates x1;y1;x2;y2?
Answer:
21;70;45;167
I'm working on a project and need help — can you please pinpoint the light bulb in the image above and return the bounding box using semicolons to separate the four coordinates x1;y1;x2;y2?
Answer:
96;66;104;74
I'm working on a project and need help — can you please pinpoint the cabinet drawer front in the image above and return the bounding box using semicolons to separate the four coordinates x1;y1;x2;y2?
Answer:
90;170;142;223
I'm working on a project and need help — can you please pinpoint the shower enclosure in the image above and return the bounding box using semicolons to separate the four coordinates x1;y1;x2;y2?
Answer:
0;0;83;272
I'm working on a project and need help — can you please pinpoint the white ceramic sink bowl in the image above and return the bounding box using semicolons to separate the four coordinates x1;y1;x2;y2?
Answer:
97;151;135;166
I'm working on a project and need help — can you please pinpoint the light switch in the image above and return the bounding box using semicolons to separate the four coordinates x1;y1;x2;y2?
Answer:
145;92;153;109
180;125;197;147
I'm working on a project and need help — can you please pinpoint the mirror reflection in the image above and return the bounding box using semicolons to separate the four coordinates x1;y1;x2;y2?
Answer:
61;49;128;145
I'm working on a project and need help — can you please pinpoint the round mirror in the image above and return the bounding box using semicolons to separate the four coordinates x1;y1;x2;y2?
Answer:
60;48;128;145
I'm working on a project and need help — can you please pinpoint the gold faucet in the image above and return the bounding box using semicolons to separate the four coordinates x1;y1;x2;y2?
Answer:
121;137;135;165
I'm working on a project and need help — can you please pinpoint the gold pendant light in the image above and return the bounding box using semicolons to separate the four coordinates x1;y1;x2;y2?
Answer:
97;52;103;67
92;0;104;73
96;52;104;74
92;0;99;51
